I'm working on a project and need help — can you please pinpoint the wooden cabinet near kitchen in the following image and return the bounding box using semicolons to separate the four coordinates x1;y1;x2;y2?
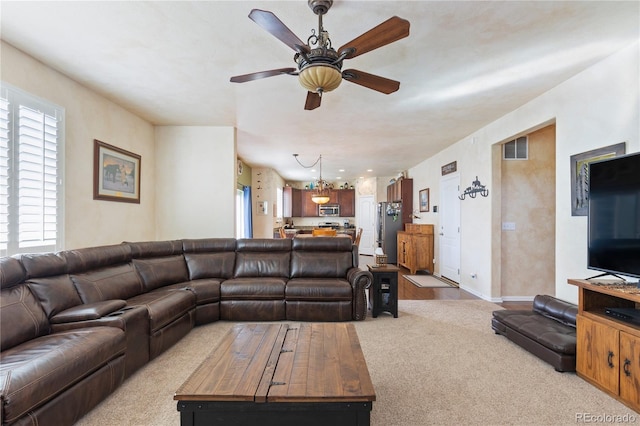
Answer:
397;224;434;275
568;279;640;412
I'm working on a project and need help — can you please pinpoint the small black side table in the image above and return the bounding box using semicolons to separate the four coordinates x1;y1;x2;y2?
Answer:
367;264;399;318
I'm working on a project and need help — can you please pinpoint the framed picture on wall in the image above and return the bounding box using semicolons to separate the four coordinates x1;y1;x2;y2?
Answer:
419;188;430;212
570;142;625;216
93;139;141;203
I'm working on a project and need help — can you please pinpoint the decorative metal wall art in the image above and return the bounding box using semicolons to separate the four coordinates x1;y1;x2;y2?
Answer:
459;176;489;200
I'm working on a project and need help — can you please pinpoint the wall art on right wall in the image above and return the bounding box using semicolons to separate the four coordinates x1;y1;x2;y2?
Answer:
570;142;625;216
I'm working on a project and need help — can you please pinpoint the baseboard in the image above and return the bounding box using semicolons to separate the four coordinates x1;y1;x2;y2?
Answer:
458;285;501;303
500;295;536;302
456;286;537;304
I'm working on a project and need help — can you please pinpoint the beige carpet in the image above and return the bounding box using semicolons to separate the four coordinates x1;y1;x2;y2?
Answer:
405;275;457;288
76;300;633;426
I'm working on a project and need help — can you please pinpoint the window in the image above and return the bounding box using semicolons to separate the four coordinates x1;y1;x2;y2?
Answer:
1;83;64;257
503;136;528;160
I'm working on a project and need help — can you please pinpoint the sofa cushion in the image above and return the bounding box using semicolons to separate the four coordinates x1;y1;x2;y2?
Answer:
1;285;50;350
290;237;354;278
0;257;26;289
221;278;286;300
0;327;125;424
182;238;236;253
27;275;83;318
64;244;132;273
20;252;67;278
163;279;221;305
234;239;291;278
185;252;236;280
132;255;190;291
532;294;577;327
126;289;195;333
286;278;353;301
492;310;576;355
127;240;183;258
71;263;144;303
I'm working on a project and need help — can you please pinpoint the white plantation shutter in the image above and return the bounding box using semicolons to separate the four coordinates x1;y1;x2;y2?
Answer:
0;97;9;252
0;83;64;256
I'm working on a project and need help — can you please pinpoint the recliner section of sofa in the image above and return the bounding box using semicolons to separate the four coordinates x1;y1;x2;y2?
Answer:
0;256;126;426
221;238;290;321
1;237;371;426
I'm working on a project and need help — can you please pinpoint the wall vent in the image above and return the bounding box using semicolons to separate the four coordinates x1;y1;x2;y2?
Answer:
503;136;528;160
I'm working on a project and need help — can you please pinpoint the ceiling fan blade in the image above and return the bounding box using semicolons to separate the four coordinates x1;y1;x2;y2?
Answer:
305;92;321;110
338;16;410;59
249;9;310;53
230;68;297;83
342;69;400;94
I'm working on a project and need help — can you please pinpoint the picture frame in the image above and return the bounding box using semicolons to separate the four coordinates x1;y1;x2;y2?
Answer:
93;139;141;203
419;188;430;212
570;142;625;216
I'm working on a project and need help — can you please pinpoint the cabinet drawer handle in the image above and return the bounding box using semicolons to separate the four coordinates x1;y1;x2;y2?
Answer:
607;351;615;368
623;359;632;377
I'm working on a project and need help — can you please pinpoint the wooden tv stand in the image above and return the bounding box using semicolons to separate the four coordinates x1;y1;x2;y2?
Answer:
568;279;640;413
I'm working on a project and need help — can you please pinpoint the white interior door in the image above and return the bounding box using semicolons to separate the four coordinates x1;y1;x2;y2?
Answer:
439;174;461;282
356;195;376;255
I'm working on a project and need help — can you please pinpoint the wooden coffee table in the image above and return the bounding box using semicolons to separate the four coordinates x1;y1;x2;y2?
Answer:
174;323;376;426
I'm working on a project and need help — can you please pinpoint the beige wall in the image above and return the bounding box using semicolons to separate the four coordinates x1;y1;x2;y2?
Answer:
1;42;156;249
155;126;236;240
500;125;556;298
409;41;639;303
252;167;284;238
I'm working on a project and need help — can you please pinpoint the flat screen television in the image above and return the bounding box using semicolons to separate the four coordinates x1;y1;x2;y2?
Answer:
587;151;640;281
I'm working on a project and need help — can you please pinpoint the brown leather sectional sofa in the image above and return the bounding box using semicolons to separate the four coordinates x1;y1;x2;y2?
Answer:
0;237;371;426
491;294;577;372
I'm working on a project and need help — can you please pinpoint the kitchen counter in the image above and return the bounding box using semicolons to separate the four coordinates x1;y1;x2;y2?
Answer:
275;226;357;239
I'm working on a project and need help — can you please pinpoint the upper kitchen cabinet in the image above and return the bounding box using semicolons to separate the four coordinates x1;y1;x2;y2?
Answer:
283;187;355;217
283;186;301;217
301;190;318;217
338;189;355;217
387;178;413;224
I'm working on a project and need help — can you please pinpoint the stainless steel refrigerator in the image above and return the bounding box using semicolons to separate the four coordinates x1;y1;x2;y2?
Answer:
376;202;403;264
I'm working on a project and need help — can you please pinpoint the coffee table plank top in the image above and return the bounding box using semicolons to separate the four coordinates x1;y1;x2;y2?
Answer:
267;323;376;403
175;322;375;404
175;323;286;401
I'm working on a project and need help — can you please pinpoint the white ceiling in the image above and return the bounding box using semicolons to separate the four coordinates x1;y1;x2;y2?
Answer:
2;1;638;182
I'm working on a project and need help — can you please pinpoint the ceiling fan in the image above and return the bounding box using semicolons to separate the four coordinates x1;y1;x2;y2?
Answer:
230;0;410;110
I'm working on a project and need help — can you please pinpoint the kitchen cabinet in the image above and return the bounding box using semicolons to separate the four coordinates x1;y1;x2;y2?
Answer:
386;178;413;224
397;224;434;275
568;279;640;412
285;188;355;217
300;190;317;217
339;189;355;217
283;187;301;218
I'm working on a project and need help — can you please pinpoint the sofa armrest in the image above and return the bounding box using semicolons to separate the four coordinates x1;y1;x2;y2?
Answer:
347;268;373;320
532;294;577;327
50;300;127;324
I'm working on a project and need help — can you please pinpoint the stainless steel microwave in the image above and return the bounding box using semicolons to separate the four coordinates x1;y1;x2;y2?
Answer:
318;204;340;217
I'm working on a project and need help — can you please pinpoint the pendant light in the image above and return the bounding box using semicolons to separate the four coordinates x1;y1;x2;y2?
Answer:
293;153;332;204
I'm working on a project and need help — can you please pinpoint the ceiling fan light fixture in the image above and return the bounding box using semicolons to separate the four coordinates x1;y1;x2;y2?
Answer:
298;64;342;93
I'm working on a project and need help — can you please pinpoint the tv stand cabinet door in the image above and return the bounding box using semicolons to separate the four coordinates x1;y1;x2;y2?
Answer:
577;315;619;396
619;331;640;411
